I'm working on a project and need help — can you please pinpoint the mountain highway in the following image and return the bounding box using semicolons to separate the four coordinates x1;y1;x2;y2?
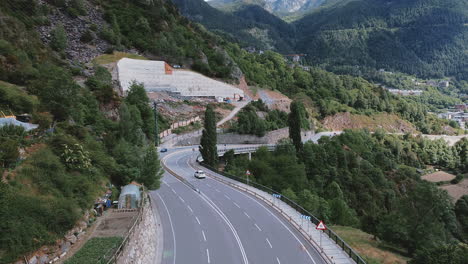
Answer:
151;147;327;264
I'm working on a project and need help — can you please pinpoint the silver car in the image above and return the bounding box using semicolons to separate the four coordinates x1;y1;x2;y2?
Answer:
194;170;206;179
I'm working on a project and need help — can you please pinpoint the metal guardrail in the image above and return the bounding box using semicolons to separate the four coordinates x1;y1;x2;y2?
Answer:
217;144;276;156
199;161;367;264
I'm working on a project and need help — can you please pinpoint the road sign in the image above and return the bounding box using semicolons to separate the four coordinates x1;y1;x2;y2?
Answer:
316;220;327;230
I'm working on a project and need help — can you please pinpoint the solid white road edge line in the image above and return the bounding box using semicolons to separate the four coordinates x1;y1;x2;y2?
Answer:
156;193;177;264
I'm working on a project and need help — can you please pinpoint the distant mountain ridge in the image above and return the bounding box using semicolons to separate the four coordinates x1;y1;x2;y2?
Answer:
175;0;468;81
293;0;468;80
208;0;330;14
172;0;296;51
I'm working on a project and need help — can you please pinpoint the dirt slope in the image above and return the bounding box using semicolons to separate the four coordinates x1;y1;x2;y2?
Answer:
323;112;416;133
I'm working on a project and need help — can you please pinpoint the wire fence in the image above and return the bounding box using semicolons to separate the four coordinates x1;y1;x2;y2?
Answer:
200;162;367;264
105;190;148;264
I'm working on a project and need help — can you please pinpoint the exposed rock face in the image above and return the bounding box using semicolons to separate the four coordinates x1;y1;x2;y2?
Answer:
36;0;111;64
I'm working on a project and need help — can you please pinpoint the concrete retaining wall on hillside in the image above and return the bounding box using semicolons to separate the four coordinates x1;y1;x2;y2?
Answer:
174;128;315;146
115;194;159;264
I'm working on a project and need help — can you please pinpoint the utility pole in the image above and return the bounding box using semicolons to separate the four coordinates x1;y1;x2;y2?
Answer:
153;102;159;146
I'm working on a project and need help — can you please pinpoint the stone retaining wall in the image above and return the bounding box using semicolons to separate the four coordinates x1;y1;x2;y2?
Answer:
175;128;315;146
116;196;158;264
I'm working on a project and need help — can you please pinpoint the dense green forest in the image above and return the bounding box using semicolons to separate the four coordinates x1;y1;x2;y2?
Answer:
170;0;296;52
178;0;468;83
294;0;468;80
0;1;165;262
223;130;468;262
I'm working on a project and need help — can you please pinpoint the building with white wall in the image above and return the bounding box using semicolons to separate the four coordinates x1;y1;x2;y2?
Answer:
117;58;244;99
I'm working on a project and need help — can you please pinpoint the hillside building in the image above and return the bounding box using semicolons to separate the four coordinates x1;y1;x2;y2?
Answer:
117;58;244;100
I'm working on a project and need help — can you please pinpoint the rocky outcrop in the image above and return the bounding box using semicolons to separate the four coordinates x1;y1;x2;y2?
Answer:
36;0;111;64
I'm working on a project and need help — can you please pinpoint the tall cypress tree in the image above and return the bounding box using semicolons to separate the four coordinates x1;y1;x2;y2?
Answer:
200;105;217;166
288;101;306;156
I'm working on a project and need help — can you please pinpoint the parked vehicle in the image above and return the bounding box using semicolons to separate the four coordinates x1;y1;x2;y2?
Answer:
160;148;168;153
194;170;206;179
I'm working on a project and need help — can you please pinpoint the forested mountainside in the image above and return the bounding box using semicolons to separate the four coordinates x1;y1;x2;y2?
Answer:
170;0;296;52
294;0;468;80
178;0;468;82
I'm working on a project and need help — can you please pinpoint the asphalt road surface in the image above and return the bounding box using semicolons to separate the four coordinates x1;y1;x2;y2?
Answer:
151;148;327;264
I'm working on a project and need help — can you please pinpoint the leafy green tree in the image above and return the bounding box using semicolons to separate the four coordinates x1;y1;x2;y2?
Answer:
29;64;79;120
410;243;468;264
125;82;155;141
0;138;19;168
139;146;163;189
200;105;217;166
455;195;468;239
118;103;144;146
282;187;298;202
110;14;121;48
50;24;67;51
329;198;359;226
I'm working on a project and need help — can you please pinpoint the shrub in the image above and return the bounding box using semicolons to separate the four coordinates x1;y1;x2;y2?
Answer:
50;24;67;51
80;30;94;43
70;0;86;16
50;0;66;7
451;174;464;184
0;138;19;168
32;112;53;130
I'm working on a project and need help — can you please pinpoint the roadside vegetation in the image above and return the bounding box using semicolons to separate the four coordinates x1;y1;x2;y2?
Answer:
332;226;409;264
64;237;123;264
231;99;289;136
222;127;468;262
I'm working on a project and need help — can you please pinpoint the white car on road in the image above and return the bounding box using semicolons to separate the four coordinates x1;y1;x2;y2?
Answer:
194;170;206;179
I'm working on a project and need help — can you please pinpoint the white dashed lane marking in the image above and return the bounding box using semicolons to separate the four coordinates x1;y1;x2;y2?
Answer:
255;223;262;232
266;238;273;248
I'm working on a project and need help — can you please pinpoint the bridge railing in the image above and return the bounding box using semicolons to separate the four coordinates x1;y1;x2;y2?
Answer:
200;161;367;264
217;144;276;156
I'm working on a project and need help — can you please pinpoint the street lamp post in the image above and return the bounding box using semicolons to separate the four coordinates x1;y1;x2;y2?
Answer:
153;102;159;146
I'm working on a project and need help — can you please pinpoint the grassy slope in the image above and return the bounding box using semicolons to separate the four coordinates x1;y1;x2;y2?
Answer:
332;226;410;264
93;52;148;65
